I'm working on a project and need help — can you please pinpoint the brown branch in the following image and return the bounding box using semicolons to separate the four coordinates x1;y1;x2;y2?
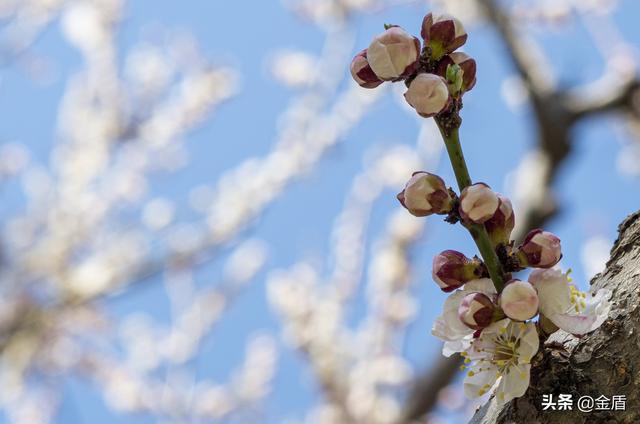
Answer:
399;352;462;423
480;0;554;96
565;72;640;120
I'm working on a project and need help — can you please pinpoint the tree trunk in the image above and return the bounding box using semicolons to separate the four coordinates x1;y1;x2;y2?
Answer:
471;211;640;424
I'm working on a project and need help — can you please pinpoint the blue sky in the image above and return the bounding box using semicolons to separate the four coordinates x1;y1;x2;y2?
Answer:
2;0;640;422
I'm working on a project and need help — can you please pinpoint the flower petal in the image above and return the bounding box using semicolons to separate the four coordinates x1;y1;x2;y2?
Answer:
465;319;509;360
516;322;540;362
549;313;596;335
496;363;531;404
432;291;472;342
481;317;510;335
463;362;499;398
530;269;571;316
463;278;497;295
442;336;473;357
549;289;612;335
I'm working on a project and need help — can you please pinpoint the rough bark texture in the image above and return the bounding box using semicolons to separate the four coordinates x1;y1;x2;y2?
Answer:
471;211;640;423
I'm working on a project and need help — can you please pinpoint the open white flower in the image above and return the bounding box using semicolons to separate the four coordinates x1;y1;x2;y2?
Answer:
432;278;496;356
462;319;539;403
529;268;611;335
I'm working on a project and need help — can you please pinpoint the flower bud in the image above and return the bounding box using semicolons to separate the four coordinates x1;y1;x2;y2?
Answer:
403;73;450;118
499;279;539;321
397;171;452;217
484;194;515;246
517;229;562;268
459;183;500;224
421;13;467;60
350;49;383;89
432;250;484;292
437;52;476;94
458;292;495;330
367;26;420;81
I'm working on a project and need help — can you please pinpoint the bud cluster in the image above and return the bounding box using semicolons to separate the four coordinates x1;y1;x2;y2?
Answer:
397;171;564;329
353;10;610;404
349;13;476;118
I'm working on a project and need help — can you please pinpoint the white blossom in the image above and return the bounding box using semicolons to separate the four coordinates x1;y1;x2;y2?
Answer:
529;269;611;335
462;319;539;403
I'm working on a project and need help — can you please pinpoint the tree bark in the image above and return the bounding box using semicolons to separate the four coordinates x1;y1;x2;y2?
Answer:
471;210;640;423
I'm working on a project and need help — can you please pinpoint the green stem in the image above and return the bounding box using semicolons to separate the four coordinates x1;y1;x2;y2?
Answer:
436;124;507;292
440;127;472;189
467;223;506;292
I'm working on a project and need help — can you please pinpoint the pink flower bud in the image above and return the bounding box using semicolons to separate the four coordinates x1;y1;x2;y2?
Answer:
367;26;420;81
458;292;495;330
403;73;450;118
459;183;500;224
432;250;483;292
484;194;515;246
437;52;476;93
499;279;539;321
397;171;452;217
421;13;467;60
350;49;383;89
517;229;562;268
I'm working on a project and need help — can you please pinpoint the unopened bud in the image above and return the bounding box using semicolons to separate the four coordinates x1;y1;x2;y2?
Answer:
517;229;562;268
367;26;420;81
437;52;476;95
458;292;495;330
404;73;450;118
350;49;383;89
459;183;499;224
397;171;452;217
445;64;464;95
432;250;484;292
421;13;467;60
484;194;515;246
499;279;539;321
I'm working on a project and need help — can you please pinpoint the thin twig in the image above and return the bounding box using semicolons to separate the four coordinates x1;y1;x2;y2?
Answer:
398;0;640;421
